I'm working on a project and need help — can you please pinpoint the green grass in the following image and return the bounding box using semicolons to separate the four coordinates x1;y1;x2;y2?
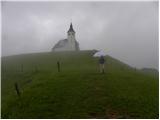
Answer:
1;50;159;118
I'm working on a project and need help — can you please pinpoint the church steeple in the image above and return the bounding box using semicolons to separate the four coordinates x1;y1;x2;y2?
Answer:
68;23;75;33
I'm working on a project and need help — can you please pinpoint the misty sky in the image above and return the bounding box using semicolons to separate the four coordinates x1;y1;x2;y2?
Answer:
2;1;159;69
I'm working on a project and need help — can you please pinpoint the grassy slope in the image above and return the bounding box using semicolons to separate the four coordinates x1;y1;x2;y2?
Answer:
1;50;159;118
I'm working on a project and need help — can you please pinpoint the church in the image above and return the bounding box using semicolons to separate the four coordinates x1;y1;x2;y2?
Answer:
52;23;80;52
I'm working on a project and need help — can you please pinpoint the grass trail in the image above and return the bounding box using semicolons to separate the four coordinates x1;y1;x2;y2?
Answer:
1;50;159;118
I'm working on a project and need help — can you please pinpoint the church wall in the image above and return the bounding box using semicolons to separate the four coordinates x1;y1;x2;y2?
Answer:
53;42;74;51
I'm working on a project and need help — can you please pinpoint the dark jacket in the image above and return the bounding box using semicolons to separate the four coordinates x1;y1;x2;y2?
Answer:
99;56;105;64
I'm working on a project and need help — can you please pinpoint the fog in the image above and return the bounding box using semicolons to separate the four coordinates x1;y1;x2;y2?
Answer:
2;1;158;69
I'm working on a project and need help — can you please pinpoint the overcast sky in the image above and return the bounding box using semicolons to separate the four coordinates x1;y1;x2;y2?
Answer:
2;1;159;69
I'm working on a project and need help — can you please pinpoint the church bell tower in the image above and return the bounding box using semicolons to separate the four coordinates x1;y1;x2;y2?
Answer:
67;23;76;50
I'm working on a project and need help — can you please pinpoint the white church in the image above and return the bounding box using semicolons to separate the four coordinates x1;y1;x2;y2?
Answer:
52;23;80;51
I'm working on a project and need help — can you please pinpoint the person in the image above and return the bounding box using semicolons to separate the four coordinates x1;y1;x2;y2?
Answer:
99;56;105;74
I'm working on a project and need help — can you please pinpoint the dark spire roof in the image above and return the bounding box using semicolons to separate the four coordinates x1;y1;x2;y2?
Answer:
68;23;75;33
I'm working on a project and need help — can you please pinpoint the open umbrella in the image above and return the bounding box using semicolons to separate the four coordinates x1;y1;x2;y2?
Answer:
93;50;106;57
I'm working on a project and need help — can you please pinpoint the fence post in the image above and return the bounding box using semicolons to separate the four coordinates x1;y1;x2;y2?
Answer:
14;82;21;97
57;61;60;72
35;66;38;72
2;66;6;72
21;64;23;72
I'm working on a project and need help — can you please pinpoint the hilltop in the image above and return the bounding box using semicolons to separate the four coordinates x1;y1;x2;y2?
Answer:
141;68;159;76
1;50;159;118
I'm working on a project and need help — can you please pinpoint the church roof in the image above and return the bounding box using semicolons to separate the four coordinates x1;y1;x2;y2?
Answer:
53;39;68;49
67;23;75;33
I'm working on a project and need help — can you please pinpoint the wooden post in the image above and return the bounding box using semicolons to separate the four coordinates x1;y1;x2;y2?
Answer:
135;67;137;71
14;82;21;97
57;61;60;72
35;66;38;72
21;64;23;72
2;66;6;72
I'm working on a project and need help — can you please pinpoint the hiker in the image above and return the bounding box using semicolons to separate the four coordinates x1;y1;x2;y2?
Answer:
99;56;105;73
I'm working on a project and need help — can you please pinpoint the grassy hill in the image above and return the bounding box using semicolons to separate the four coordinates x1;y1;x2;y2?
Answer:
1;50;159;118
